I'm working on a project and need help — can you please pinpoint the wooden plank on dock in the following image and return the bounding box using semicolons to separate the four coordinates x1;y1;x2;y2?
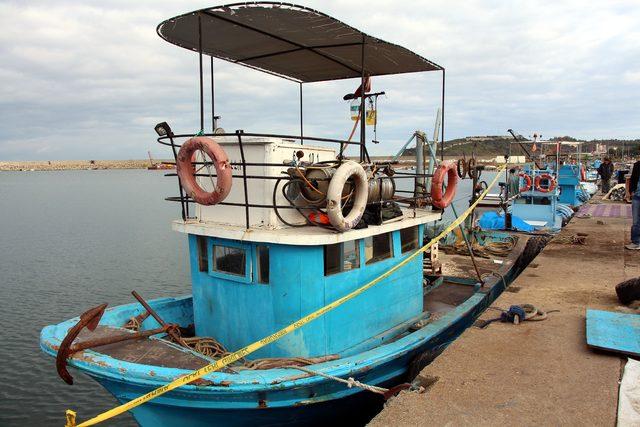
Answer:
586;309;640;357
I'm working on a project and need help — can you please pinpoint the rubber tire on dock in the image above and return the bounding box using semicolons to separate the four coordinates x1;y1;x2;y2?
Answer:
615;278;640;305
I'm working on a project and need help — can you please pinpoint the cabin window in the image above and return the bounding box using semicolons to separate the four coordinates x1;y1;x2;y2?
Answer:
197;236;208;272
324;240;360;275
400;226;419;253
364;233;393;265
256;245;270;284
212;245;246;277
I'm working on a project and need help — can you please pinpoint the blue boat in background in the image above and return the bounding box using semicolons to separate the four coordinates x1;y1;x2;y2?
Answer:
40;4;546;426
477;134;595;233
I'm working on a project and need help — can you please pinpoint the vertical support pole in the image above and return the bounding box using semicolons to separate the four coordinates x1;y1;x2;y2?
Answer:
299;82;304;145
504;126;512;230
210;56;215;133
359;36;366;162
415;132;425;203
556;142;559;178
168;134;187;221
450;203;484;284
236;130;250;230
198;14;204;133
440;68;445;161
429;108;441;192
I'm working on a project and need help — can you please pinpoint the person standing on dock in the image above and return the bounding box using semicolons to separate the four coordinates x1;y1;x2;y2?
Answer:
508;168;520;197
598;157;614;194
626;159;640;250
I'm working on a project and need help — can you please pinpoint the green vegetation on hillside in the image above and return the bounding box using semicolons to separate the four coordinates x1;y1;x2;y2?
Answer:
403;135;640;158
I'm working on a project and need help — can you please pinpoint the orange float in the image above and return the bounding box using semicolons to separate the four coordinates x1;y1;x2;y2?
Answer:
431;162;458;209
534;173;557;193
519;173;532;192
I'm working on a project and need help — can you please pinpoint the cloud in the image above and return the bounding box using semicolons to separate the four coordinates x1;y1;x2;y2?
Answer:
0;0;639;160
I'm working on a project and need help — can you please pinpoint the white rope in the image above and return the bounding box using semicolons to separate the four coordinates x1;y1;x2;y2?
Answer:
286;365;388;395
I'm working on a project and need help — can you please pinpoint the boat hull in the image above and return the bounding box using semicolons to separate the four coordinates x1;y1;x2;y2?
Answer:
41;234;540;427
89;288;501;427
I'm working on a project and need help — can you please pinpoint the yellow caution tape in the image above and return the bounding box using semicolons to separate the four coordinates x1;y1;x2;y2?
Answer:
68;165;506;426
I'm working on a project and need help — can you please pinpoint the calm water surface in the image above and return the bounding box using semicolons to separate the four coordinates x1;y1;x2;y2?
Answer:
0;168;497;426
0;170;189;426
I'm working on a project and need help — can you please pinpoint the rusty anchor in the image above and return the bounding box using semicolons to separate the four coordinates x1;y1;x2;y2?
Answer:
56;291;182;385
56;303;107;385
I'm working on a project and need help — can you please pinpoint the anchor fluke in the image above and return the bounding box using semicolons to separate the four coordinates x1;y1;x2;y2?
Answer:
56;303;108;385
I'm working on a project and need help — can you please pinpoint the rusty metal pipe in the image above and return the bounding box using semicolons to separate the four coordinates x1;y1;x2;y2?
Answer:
131;290;184;345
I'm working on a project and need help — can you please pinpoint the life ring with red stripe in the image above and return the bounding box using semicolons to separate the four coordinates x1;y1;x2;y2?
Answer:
431;161;458;209
519;173;532;192
177;137;232;205
534;173;557;193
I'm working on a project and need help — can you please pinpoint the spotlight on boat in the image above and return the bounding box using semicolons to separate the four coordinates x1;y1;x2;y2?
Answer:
154;122;172;137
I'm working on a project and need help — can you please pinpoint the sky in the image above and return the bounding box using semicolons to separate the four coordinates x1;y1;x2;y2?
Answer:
0;0;639;160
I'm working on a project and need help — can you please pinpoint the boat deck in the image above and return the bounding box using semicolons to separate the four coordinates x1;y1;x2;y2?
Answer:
73;279;484;370
76;326;211;370
171;208;442;245
423;283;476;315
370;198;639;426
70;247;517;372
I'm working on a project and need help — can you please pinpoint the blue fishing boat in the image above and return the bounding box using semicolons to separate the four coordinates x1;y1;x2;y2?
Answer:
477;133;595;233
40;4;544;426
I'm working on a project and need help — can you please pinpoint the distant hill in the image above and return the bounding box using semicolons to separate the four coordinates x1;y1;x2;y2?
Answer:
402;135;640;158
403;135;515;158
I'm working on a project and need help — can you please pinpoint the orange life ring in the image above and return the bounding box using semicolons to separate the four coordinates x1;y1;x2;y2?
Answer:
580;165;586;181
519;173;532;192
176;137;232;205
431;161;458;209
534;173;557;193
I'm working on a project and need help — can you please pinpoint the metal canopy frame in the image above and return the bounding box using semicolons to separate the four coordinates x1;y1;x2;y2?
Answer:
157;3;446;225
158;2;443;81
199;9;365;78
159;2;446;162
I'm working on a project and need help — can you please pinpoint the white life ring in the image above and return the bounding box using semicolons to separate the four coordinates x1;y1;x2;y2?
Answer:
326;161;368;231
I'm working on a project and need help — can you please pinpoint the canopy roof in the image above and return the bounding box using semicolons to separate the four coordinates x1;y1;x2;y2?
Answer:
157;2;443;83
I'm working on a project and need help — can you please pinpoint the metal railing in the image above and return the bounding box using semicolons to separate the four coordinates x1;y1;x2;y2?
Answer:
158;130;434;229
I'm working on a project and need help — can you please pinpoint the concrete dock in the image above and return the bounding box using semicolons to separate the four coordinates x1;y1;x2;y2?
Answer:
370;199;639;426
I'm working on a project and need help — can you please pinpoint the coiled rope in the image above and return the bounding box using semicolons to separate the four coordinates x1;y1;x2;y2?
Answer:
445;236;516;258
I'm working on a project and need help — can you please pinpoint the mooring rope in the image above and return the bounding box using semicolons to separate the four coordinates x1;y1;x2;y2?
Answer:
286;366;388;395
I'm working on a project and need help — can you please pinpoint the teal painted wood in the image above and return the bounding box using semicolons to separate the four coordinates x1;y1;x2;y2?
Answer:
558;164;582;206
586;309;640;357
188;226;424;359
